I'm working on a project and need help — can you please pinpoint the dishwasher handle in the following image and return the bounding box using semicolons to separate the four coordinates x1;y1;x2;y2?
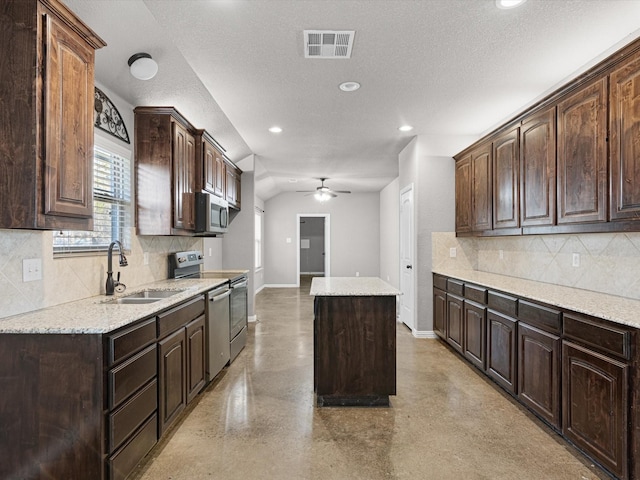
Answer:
232;280;248;289
210;289;231;302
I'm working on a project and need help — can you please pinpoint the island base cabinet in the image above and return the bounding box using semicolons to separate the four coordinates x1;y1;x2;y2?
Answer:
314;295;396;406
517;322;561;430
563;341;628;480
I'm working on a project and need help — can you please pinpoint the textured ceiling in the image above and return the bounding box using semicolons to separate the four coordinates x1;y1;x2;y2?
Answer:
65;0;640;200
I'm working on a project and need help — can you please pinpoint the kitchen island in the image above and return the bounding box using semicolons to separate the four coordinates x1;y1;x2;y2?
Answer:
310;277;400;406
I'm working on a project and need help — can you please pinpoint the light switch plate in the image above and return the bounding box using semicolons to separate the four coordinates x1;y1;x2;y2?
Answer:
572;253;580;267
449;247;457;258
23;258;42;282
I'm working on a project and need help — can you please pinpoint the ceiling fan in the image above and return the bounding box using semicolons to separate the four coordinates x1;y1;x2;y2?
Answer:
297;178;351;201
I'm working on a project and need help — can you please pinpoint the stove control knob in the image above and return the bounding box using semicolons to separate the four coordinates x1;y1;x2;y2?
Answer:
178;256;186;263
198;254;203;259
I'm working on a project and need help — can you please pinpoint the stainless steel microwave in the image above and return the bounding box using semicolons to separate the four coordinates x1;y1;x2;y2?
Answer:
195;192;229;234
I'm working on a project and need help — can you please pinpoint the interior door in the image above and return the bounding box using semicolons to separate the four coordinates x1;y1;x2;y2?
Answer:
400;186;415;331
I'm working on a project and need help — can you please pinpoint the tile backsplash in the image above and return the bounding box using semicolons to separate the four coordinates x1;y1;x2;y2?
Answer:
0;228;202;319
433;231;640;301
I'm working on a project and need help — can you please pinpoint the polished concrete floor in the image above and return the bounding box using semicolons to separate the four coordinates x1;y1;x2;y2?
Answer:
132;276;607;480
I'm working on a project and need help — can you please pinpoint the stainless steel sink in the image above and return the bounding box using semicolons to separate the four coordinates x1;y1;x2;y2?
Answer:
107;297;163;304
123;289;185;299
103;289;186;304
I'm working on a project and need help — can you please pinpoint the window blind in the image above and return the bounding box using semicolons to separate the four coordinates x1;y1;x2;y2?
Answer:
53;144;131;254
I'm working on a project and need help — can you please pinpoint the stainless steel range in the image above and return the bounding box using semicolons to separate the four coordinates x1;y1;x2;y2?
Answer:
169;251;248;367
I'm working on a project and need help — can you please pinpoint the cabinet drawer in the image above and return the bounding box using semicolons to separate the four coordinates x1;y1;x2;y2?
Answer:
109;379;157;452
518;300;561;334
487;291;517;317
158;295;205;339
433;274;447;291
109;344;157;409
107;318;157;366
109;413;158;480
446;279;464;296
564;313;631;361
464;284;487;304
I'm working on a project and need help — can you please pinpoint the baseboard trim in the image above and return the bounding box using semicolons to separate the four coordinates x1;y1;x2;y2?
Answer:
255;284;265;295
413;330;437;339
264;284;299;288
248;315;257;323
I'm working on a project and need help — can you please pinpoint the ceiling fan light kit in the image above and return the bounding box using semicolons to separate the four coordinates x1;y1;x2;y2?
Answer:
297;178;351;202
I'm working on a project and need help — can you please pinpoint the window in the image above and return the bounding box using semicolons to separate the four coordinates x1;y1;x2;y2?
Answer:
255;211;262;269
53;137;131;254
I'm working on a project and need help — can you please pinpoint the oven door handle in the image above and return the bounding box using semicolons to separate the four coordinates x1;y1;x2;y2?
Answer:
210;290;232;302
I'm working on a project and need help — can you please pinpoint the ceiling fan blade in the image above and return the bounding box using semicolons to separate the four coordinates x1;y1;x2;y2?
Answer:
332;190;351;194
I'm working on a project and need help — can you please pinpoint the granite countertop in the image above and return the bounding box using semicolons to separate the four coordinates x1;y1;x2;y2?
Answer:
310;277;401;296
0;277;229;335
433;267;640;329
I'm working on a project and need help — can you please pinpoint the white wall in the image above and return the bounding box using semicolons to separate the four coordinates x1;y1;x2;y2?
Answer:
264;193;380;286
379;178;400;288
398;136;456;334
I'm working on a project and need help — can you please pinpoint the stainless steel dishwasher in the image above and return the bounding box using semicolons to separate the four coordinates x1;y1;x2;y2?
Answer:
207;283;231;381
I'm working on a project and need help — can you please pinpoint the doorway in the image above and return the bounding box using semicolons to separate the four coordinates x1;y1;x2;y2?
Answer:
297;214;330;287
399;185;415;331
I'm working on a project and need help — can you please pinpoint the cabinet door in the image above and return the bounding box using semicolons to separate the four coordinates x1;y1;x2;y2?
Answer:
433;288;447;340
471;144;492;231
493;128;520;229
455;155;472;233
446;294;464;355
203;140;216;195
158;329;186;435
463;300;486;370
610;51;640;221
563;341;628;479
518;322;560;429
172;122;195;230
557;78;607;224
186;315;206;404
225;164;241;209
486;310;517;394
214;150;226;198
42;12;95;223
520;107;556;227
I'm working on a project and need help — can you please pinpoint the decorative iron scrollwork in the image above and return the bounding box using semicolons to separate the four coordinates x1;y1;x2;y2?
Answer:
94;87;130;144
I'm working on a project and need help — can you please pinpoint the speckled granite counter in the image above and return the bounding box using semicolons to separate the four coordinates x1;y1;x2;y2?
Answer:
433;267;640;329
0;277;229;334
310;277;400;296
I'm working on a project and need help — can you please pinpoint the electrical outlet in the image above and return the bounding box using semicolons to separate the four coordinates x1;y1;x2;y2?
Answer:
499;249;504;260
208;247;212;257
286;237;292;244
143;252;149;265
23;258;42;282
572;253;580;267
449;247;457;258
355;272;360;277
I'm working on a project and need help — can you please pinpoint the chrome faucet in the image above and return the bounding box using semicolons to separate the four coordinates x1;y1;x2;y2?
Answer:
106;241;128;295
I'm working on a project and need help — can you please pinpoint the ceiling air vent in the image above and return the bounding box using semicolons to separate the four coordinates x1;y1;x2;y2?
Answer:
304;30;355;59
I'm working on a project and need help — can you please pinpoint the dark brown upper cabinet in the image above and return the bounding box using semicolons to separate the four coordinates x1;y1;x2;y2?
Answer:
520;106;557;227
195;130;226;199
492;128;520;230
135;107;197;235
557;78;607;224
610;50;640;222
455;155;472;234
225;160;242;210
0;0;105;230
471;143;493;231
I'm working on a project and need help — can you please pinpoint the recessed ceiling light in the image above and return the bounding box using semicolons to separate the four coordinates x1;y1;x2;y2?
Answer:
398;125;414;132
268;126;283;133
496;0;526;9
339;81;360;92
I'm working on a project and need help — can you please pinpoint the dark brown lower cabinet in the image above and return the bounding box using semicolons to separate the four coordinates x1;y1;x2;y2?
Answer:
433;287;447;340
563;341;628;480
486;309;517;394
446;293;464;355
186;315;206;404
463;300;486;370
518;322;561;429
158;328;187;436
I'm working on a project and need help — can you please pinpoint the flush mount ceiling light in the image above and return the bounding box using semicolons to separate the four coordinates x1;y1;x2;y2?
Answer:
398;125;414;132
127;53;158;80
268;126;283;133
496;0;526;9
339;81;360;92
